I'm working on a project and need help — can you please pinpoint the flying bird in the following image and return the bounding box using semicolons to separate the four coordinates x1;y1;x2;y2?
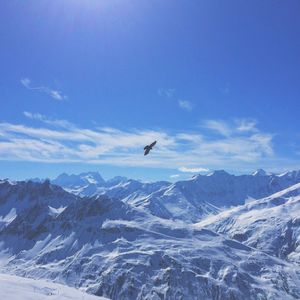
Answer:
144;141;157;156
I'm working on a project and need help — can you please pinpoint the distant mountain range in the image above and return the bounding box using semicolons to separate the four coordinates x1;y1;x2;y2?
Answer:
1;170;300;299
48;169;300;222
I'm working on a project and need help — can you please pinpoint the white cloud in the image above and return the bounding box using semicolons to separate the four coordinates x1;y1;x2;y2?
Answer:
170;174;180;178
20;78;31;89
159;89;194;112
23;111;41;120
179;167;209;173
20;78;67;101
0;116;279;171
202;119;259;137
178;100;192;111
23;111;72;128
158;88;175;98
236;119;258;133
49;90;66;101
202;120;232;136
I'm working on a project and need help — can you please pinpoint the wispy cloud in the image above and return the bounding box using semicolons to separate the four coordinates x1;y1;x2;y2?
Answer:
202;119;258;137
158;89;193;112
21;78;67;101
23;111;73;128
49;90;66;101
202;120;232;136
170;174;180;178
179;167;209;173
236;119;258;133
178;100;193;111
0;114;281;171
158;88;175;98
20;78;32;89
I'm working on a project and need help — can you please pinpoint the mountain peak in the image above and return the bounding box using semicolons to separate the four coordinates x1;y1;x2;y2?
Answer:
52;172;105;187
207;170;230;177
79;172;105;184
252;169;267;176
106;176;128;186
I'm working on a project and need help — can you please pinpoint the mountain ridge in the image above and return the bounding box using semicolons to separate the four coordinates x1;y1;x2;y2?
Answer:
25;169;300;222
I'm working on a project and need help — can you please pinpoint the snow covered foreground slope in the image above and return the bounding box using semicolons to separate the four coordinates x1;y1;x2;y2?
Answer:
51;170;300;222
1;180;300;299
0;273;107;300
197;182;300;264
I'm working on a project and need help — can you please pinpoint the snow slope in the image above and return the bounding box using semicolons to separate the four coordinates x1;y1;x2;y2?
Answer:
197;182;300;264
0;273;107;300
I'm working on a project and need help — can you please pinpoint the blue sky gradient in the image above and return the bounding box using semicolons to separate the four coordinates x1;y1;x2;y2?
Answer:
1;0;300;181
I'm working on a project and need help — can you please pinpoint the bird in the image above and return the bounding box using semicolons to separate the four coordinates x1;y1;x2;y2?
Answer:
144;141;157;156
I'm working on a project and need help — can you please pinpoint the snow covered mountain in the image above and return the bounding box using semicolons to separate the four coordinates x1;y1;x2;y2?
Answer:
52;172;107;196
0;179;300;299
106;169;300;222
51;172;170;199
50;170;300;223
0;179;77;231
180;169;300;207
197;182;300;265
2;172;300;299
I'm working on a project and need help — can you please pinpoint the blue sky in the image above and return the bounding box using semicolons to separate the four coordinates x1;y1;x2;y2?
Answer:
1;0;300;181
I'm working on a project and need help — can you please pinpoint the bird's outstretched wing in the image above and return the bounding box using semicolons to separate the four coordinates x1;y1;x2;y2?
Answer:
149;141;157;148
144;147;151;156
